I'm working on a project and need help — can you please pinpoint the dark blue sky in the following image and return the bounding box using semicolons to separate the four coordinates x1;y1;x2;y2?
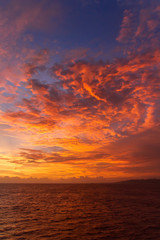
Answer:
22;0;125;60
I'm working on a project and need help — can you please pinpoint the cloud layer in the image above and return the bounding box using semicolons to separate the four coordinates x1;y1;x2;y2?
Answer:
0;0;159;181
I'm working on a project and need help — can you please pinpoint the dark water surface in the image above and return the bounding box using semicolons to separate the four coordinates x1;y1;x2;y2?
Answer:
0;182;160;240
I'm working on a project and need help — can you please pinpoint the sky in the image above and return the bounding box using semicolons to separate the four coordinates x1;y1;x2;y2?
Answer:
0;0;160;183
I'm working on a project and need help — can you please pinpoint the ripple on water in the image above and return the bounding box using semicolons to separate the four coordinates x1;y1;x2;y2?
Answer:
0;182;160;240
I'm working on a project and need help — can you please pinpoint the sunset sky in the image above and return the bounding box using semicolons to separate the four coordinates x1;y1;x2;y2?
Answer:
0;0;160;182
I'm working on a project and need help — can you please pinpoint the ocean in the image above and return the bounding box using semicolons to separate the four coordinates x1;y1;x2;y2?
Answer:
0;181;160;239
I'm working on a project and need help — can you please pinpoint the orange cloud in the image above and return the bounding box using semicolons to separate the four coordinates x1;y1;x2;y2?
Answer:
1;45;159;180
0;0;159;181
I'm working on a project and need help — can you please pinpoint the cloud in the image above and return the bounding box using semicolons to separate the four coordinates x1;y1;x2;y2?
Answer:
0;0;63;108
101;126;160;175
0;176;53;183
0;175;126;183
0;0;63;43
2;47;159;141
116;10;135;43
117;0;160;49
0;0;159;180
10;147;110;166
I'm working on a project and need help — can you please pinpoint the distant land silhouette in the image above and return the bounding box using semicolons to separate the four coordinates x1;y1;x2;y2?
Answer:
115;179;160;184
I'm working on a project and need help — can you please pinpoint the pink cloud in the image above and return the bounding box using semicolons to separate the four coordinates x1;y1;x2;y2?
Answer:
116;10;134;43
117;0;160;50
